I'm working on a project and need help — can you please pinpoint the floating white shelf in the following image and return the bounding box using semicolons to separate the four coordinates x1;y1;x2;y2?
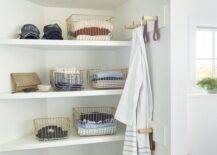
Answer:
0;39;131;50
0;89;123;100
0;128;125;152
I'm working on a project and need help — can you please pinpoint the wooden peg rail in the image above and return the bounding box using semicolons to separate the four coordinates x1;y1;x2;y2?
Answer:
125;16;158;30
138;128;153;134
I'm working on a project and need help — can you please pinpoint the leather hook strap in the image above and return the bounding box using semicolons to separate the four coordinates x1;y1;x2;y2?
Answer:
153;16;160;41
143;20;149;43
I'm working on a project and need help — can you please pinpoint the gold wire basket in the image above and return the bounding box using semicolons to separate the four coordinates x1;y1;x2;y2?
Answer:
73;107;117;136
33;117;71;141
87;68;128;89
66;14;114;40
50;69;85;91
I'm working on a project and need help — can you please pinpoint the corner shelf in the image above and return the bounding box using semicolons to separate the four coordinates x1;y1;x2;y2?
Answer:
0;39;131;50
0;128;125;152
0;89;123;100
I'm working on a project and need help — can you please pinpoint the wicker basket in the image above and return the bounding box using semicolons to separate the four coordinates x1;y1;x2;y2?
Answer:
87;68;128;89
73;107;117;136
33;117;71;141
50;68;84;91
66;14;114;40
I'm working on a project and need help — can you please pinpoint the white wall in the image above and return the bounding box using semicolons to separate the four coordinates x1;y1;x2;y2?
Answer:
188;95;217;155
113;0;169;40
171;0;217;155
0;0;44;39
147;28;170;155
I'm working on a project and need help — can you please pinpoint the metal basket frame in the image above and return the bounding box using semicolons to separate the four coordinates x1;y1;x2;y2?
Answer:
50;69;85;91
66;14;114;40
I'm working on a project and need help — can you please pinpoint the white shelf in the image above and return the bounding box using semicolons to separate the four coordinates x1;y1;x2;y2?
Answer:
0;89;123;100
0;128;125;152
0;39;131;50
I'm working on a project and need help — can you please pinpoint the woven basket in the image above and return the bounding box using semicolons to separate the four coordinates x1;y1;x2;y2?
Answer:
11;73;41;92
66;14;114;40
87;68;128;89
33;117;71;141
73;107;117;136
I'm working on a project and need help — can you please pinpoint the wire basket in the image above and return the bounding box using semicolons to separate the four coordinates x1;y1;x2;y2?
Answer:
33;117;71;141
87;68;128;89
66;14;114;40
50;68;84;91
73;107;117;136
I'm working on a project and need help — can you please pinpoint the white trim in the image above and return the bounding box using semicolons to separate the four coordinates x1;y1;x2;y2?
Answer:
197;26;217;30
212;31;216;76
196;58;217;60
188;18;197;93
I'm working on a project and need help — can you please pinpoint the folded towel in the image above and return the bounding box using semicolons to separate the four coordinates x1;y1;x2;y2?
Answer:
76;35;111;41
93;71;124;80
77;112;116;129
54;82;83;91
77;121;117;129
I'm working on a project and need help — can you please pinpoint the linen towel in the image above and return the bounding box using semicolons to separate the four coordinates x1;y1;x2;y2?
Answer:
93;71;124;79
115;26;153;155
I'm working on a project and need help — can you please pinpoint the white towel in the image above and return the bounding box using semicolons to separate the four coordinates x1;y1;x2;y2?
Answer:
115;26;153;155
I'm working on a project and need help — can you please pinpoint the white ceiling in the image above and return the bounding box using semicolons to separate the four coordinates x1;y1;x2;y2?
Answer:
28;0;127;10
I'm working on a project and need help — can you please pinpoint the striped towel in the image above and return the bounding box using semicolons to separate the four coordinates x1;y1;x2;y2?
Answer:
123;126;151;155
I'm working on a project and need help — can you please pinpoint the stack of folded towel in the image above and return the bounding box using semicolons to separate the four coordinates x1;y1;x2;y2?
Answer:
91;70;126;89
72;20;113;41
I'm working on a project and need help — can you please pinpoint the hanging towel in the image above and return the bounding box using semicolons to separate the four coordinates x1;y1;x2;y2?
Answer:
115;26;153;155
